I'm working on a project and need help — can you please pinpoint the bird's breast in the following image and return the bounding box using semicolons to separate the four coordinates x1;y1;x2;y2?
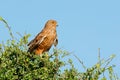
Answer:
38;29;57;48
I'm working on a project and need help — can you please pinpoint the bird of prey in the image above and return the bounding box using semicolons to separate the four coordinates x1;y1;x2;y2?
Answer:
28;20;58;55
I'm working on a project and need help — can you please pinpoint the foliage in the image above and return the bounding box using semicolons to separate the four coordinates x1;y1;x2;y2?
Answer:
0;17;119;80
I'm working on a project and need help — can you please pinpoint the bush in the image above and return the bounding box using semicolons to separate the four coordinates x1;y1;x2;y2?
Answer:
0;38;64;79
0;17;119;80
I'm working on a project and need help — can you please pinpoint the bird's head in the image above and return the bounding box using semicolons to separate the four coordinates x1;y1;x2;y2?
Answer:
45;20;58;29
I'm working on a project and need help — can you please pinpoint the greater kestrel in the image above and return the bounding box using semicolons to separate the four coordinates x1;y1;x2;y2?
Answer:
28;20;58;55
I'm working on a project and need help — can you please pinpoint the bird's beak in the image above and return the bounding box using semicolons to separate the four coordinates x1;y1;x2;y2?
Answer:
56;24;58;27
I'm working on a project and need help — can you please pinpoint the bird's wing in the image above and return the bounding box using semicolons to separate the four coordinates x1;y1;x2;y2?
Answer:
53;36;58;47
27;39;33;46
28;32;47;52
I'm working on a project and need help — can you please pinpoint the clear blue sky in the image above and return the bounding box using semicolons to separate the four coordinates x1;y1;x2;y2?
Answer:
0;0;120;76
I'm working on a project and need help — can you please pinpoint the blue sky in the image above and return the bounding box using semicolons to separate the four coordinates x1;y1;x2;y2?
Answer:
0;0;120;76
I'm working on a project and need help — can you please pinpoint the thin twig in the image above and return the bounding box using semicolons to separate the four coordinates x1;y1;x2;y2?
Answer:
98;48;101;66
73;54;86;70
0;17;14;39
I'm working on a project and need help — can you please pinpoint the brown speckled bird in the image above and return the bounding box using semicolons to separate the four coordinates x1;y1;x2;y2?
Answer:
28;20;58;55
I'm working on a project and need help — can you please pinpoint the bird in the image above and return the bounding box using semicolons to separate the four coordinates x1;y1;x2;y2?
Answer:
27;20;58;55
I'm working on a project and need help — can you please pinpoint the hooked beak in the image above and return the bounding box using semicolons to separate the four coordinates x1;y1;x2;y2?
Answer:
56;24;58;27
